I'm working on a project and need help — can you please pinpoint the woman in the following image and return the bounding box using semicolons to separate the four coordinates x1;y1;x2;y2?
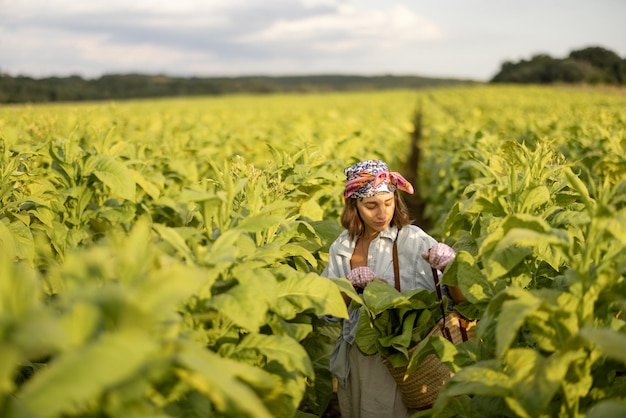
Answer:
322;159;460;418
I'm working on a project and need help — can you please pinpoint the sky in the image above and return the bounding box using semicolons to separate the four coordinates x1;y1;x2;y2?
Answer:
1;0;625;82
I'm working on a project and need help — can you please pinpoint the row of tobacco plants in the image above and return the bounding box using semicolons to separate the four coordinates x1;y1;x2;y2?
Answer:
1;86;625;417
412;86;626;417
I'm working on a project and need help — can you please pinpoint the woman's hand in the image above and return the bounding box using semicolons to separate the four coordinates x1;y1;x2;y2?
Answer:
423;243;465;303
347;266;376;289
422;242;456;271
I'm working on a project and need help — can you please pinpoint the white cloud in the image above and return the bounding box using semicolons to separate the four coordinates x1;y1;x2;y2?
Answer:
1;26;216;76
240;4;442;50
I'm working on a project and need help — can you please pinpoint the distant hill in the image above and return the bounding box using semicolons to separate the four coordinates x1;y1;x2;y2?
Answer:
0;73;478;104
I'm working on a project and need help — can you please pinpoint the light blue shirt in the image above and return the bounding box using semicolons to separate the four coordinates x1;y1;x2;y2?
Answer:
322;224;437;292
321;224;439;386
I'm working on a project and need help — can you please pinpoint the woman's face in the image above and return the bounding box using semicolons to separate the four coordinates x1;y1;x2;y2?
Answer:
355;192;395;236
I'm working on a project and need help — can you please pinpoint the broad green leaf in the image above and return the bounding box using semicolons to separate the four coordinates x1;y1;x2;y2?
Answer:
135;263;206;317
454;252;492;304
178;189;222;204
407;288;440;310
438;362;511;398
430;394;481;418
379;311;416;351
0;219;16;261
300;197;324;221
234;333;314;378
58;302;102;347
0;345;21;392
11;311;64;359
66;226;90;248
405;334;454;375
299;365;334;417
485;239;532;278
579;327;626;363
0;252;41;316
326;276;359;307
504;348;586;417
13;196;51;211
167;158;200;182
176;341;275;418
94;200;136;225
26;178;57;197
280;242;318;268
536;238;568;271
224;334;314;417
429;335;465;369
495;292;542;357
153;223;195;262
266;314;313;341
361;280;409;315
10;210;30;225
604;210;626;246
500;213;551;233
47;219;69;257
586;400;626;418
564;167;595;211
496;227;570;250
486;227;569;277
310;220;344;252
17;331;158;418
236;213;284;233
272;272;348;320
208;269;276;332
208;228;248;258
355;307;379;355
131;168;161;200
246;242;288;267
520;185;551;213
30;205;55;228
84;154;136;201
463;185;507;216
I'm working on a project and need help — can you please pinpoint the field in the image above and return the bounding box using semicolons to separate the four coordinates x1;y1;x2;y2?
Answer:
1;85;625;417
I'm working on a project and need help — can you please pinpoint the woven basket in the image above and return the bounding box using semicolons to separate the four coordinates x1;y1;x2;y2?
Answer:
382;311;476;410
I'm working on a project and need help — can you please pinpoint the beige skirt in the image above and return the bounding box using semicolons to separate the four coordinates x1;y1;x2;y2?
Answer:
337;344;412;418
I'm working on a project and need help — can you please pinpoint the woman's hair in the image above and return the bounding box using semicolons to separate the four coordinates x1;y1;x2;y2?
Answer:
340;190;412;239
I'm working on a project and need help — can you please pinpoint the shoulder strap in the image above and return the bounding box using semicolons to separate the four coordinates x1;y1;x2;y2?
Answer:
393;239;400;291
392;228;438;295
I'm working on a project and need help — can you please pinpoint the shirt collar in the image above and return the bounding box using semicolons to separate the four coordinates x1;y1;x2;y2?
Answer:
336;225;399;257
379;225;398;241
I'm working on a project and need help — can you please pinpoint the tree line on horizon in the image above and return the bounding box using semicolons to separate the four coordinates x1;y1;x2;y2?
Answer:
0;73;475;104
0;46;623;104
491;46;625;85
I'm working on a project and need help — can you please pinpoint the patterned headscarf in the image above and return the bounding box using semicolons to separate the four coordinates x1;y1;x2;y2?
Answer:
343;159;414;199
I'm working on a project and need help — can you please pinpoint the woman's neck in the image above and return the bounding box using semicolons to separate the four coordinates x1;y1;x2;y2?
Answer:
360;229;380;241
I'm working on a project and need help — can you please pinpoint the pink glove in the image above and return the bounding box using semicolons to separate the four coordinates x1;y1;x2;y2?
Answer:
422;243;456;271
347;266;376;289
